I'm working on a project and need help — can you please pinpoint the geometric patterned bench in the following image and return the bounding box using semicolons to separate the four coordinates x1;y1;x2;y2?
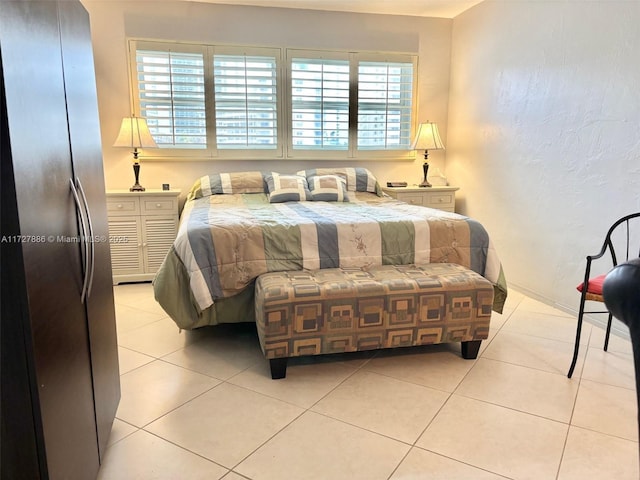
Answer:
254;263;494;379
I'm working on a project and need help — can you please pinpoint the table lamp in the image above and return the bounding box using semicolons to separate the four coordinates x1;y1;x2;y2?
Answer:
113;116;157;192
411;122;445;187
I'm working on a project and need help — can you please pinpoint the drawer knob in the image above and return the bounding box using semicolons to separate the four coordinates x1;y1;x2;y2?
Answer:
156;203;161;208
117;204;123;209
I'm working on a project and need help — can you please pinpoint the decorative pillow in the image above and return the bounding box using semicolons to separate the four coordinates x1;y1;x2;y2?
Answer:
187;171;267;200
576;274;606;295
297;167;383;196
265;173;311;203
307;175;349;202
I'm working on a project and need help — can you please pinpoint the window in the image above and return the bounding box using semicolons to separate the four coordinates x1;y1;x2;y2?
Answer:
129;40;416;160
134;44;206;149
213;53;278;150
357;60;414;150
290;56;350;150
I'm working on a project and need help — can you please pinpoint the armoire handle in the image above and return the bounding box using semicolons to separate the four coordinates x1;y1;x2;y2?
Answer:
76;178;95;299
70;178;90;303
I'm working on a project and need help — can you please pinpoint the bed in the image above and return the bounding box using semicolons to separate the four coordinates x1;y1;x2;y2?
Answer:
153;169;507;330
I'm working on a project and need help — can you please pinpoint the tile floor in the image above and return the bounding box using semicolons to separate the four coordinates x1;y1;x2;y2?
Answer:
98;283;639;480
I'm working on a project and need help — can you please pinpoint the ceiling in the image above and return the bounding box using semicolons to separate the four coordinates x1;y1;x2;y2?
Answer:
191;0;485;18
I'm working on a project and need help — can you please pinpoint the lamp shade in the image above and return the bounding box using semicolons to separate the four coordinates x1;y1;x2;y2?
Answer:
113;116;157;149
411;122;445;151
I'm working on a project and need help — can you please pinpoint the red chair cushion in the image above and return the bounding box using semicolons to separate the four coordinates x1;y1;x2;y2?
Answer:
576;274;606;295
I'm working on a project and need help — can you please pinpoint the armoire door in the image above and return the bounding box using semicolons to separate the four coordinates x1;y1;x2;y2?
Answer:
0;53;41;479
58;0;121;459
0;1;103;478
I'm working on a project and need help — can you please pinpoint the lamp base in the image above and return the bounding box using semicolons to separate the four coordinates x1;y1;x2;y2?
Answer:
419;160;431;187
130;162;145;192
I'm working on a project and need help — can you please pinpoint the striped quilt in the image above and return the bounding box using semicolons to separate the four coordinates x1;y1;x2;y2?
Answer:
171;191;507;315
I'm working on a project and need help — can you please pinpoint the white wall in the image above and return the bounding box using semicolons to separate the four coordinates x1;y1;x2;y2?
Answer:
82;1;452;195
448;1;640;316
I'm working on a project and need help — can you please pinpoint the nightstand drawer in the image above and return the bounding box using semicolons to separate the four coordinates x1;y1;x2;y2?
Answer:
141;196;178;215
381;186;459;213
395;193;426;206
424;193;455;209
106;196;140;216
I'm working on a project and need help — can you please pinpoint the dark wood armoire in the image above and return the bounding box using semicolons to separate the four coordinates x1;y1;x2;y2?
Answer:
0;1;120;478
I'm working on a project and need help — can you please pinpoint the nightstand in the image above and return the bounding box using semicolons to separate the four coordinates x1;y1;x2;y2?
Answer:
381;185;459;212
106;189;180;284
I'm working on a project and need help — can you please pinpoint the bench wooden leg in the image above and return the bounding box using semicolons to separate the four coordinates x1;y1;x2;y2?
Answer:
269;358;288;379
461;340;481;359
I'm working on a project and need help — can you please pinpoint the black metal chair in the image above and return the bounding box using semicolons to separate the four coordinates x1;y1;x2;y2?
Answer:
567;212;640;378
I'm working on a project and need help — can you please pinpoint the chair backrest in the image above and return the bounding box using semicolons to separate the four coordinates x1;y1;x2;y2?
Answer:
603;212;640;266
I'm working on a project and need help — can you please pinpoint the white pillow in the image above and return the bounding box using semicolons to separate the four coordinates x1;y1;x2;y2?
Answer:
307;175;349;202
265;173;311;203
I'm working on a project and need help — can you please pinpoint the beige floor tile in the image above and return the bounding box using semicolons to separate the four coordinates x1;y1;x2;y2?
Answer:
487;310;510;331
503;288;525;310
118;317;206;358
418;395;567;480
228;356;360;409
145;382;303;468
118;346;154;375
558;426;639;480
106;419;137;447
571;379;638;441
117;360;220;427
115;303;167;334
222;473;251;480
97;429;228;480
455;358;579;422
235;411;409;480
517;296;573;318
102;283;640;478
581;347;635;390
482;330;584;376
363;345;477;392
312;370;449;443
589;323;632;354
502;308;591;345
162;324;264;380
116;283;167;317
494;305;516;323
389;447;508;480
113;282;155;303
451;313;508;359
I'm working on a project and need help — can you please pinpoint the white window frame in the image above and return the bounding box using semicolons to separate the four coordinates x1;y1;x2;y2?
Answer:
286;49;351;159
356;53;417;157
128;39;417;161
211;45;284;158
130;40;210;158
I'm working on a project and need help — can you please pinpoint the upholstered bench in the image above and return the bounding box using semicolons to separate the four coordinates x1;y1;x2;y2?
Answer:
254;263;494;379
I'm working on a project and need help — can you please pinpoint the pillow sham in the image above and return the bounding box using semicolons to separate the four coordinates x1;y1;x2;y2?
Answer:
296;167;382;196
187;171;267;200
265;173;311;203
307;175;349;202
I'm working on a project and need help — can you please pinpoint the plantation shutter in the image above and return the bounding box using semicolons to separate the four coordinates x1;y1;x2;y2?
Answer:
357;60;414;150
135;46;206;148
290;57;350;150
213;54;278;149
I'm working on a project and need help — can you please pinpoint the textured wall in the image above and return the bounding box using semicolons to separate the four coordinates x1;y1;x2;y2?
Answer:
448;0;640;317
82;1;451;195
